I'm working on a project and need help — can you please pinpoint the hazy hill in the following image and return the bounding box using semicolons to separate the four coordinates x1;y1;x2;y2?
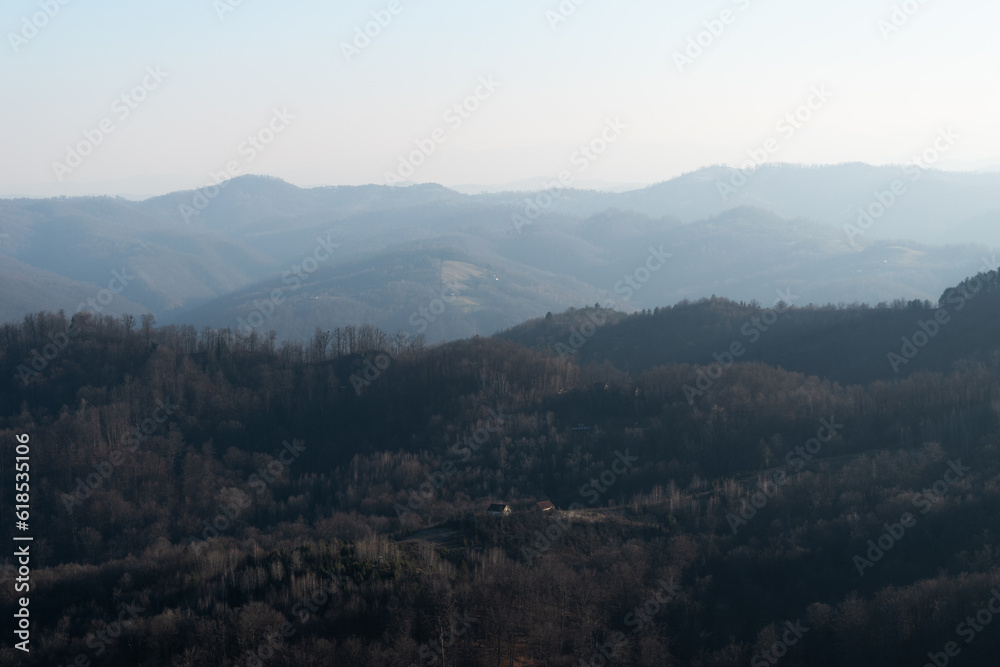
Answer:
171;204;990;341
136;175;466;233
177;245;608;343
2;168;999;340
0;255;147;323
0;195;277;315
542;163;1000;247
495;205;988;308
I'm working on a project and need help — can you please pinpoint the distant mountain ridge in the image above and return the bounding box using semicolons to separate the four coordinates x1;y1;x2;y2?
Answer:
1;164;998;341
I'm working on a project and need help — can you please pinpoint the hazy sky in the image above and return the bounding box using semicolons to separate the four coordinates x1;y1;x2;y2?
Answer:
2;0;998;196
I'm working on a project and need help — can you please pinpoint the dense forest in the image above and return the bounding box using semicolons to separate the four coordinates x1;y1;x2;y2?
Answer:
3;269;1000;665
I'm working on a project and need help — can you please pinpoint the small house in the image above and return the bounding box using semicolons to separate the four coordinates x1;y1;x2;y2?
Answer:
535;501;555;513
487;503;511;516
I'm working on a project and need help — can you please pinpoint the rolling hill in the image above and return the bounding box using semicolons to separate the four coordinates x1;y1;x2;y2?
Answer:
2;166;998;342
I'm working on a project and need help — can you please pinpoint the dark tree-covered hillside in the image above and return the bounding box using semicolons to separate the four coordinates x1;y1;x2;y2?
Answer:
2;270;1000;665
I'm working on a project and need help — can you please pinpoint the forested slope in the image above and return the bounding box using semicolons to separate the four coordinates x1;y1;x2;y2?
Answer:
1;272;1000;665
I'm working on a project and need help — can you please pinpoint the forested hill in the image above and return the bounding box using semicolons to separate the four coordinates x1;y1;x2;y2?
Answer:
2;270;1000;665
500;267;1000;385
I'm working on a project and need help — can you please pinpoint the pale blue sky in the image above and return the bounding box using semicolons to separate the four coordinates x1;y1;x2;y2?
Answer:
2;0;998;196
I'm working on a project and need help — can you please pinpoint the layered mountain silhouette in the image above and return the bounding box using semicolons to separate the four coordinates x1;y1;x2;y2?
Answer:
1;164;997;342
